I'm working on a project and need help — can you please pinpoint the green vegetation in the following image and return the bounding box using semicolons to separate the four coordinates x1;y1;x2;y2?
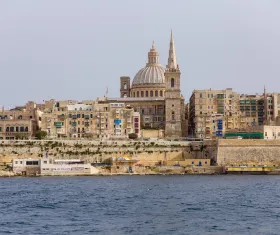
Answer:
35;130;47;140
128;133;138;140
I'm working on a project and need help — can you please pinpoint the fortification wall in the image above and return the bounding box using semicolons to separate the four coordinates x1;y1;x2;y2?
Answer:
0;140;217;165
217;139;280;166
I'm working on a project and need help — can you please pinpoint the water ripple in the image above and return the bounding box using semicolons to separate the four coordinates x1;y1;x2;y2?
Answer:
1;175;280;234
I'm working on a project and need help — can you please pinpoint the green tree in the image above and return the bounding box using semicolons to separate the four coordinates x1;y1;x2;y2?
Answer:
128;133;138;140
35;130;47;140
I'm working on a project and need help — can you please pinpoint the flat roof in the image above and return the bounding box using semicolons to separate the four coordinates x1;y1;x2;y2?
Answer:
106;97;165;102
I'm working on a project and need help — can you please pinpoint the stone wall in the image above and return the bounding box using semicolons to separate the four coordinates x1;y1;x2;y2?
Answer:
217;139;280;166
0;140;217;165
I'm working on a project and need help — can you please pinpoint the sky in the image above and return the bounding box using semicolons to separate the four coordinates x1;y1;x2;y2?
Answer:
1;0;280;107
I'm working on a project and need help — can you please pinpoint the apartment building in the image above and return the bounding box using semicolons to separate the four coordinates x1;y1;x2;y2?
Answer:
189;88;239;138
40;98;141;139
0;101;43;140
239;94;264;129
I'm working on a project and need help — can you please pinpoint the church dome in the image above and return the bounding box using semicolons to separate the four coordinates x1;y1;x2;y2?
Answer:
132;42;165;86
132;65;165;85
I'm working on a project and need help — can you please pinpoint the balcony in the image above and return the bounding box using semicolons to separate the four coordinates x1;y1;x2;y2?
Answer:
54;122;63;128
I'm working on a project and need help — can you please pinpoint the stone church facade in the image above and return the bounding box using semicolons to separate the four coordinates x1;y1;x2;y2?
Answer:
119;32;186;137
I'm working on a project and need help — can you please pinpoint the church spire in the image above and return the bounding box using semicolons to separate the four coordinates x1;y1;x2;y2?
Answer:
167;30;178;70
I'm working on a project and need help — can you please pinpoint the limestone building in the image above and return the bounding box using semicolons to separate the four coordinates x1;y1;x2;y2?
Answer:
119;32;186;137
0;101;43;140
40;99;140;139
189;88;280;139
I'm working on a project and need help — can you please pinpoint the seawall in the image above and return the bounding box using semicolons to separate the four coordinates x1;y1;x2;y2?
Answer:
0;140;217;165
217;139;280;166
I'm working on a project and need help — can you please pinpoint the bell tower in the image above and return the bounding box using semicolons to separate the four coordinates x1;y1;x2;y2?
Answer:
120;76;130;98
164;31;182;137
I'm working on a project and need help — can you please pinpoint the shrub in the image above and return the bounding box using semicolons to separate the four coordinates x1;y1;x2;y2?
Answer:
35;130;47;140
128;133;138;140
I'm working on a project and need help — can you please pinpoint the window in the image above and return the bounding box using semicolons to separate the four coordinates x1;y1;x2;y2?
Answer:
18;115;22;120
200;93;202;98
0;127;2;132
150;91;153;97
124;83;127;89
192;162;194;164
77;114;81;118
146;91;148;97
26;161;39;165
172;111;175;120
160;91;163;97
171;78;175;87
155;90;158;97
10;127;14;132
205;161;207;164
141;91;144;97
6;127;9;132
265;132;267;136
137;91;139;97
44;161;47;164
20;127;24;132
20;161;22;164
25;127;28;132
82;114;84;118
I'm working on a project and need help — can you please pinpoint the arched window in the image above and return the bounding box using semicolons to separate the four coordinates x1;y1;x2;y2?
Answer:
133;92;135;97
10;127;14;132
18;115;22;120
6;127;9;132
150;91;153;97
141;91;144;97
137;91;139;97
160;91;163;97
172;111;175;120
146;91;148;97
20;126;24;132
25;127;28;132
124;83;127;89
155;91;158;97
171;78;175;88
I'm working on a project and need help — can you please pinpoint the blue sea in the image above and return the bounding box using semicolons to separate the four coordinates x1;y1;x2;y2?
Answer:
1;175;280;235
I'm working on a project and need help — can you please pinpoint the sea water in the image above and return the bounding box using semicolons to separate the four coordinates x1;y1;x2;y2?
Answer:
1;175;280;235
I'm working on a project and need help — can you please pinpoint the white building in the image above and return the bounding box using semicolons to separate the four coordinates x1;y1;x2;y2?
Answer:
263;125;280;139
